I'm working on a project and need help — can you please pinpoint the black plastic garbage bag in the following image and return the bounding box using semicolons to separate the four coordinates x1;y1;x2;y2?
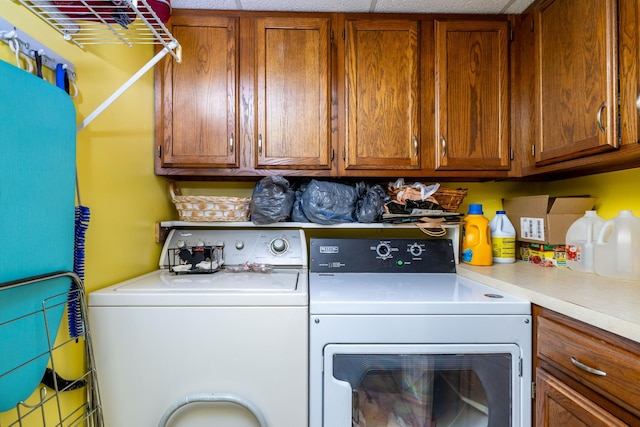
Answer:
301;180;357;225
355;183;387;223
249;176;295;224
291;187;310;223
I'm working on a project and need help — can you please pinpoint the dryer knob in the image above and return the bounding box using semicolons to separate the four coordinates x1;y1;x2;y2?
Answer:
235;240;244;250
376;243;392;258
409;243;423;257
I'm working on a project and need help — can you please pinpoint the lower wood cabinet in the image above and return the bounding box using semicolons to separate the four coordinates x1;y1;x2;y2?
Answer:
534;306;640;426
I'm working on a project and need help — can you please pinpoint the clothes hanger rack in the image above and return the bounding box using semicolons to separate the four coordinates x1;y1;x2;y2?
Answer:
0;16;75;75
12;0;182;132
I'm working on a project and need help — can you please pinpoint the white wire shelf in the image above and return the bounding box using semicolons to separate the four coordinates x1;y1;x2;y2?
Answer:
14;0;181;61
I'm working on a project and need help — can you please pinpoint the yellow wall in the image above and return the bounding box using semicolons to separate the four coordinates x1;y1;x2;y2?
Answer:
1;4;175;424
2;3;175;295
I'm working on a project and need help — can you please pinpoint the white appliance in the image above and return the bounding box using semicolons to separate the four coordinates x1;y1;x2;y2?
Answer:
308;238;532;427
88;229;308;427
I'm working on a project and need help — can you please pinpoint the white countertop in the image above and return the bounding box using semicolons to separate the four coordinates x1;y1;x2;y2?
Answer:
457;261;640;343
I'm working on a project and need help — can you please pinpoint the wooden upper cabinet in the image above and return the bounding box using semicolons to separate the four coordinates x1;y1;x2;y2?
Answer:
534;0;618;166
434;19;510;171
158;14;239;169
343;18;421;172
254;16;334;171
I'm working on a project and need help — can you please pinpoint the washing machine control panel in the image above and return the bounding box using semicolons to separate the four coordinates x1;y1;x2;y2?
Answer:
160;229;307;268
310;238;456;273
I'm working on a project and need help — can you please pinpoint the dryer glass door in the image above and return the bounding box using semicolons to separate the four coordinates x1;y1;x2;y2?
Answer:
322;344;524;427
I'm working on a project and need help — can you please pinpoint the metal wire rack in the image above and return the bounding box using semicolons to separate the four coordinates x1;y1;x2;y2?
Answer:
13;0;181;61
0;272;103;427
12;0;182;131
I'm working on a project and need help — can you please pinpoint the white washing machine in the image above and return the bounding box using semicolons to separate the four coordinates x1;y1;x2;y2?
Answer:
88;229;308;427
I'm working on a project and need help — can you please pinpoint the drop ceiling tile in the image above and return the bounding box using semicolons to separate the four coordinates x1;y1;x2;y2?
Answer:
502;0;536;13
173;0;240;9
238;0;373;12
171;0;536;13
374;0;510;14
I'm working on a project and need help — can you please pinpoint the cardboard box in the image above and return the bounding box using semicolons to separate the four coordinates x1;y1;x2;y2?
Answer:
520;242;567;267
503;195;596;245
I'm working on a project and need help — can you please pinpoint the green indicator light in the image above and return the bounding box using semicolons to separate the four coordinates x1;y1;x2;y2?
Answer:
397;259;404;266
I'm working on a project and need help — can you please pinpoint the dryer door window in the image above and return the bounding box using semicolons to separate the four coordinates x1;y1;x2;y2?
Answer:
322;344;523;427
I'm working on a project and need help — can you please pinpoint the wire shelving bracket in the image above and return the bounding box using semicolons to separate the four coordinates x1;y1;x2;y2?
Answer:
13;0;182;132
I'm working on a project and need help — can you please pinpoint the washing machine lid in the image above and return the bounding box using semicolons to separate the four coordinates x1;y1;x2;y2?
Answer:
309;272;529;315
89;269;308;307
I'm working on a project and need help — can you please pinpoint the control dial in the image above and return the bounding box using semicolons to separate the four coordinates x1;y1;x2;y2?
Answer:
270;237;289;255
409;243;423;257
376;242;392;259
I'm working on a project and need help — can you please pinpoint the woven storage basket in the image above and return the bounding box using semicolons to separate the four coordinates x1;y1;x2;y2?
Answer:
387;185;467;212
169;182;251;222
432;187;467;212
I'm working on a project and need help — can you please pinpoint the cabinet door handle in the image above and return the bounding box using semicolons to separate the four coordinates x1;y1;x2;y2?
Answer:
258;134;263;155
413;135;418;157
570;357;607;376
229;133;234;154
596;101;606;133
440;135;447;158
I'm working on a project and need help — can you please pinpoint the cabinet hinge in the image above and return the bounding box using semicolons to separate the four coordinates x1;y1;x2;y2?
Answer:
331;148;335;161
342;147;346;161
342;28;345;40
156;145;161;158
509;29;514;42
530;19;534;32
531;144;536;157
532;381;536;400
330;28;334;41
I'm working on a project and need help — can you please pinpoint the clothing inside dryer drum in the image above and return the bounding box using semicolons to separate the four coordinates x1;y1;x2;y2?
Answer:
333;353;512;427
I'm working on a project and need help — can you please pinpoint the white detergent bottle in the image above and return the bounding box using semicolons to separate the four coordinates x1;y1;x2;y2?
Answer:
489;210;516;263
594;210;640;281
565;210;605;273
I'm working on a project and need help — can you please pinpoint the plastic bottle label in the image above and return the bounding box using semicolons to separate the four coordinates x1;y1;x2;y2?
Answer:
492;237;515;258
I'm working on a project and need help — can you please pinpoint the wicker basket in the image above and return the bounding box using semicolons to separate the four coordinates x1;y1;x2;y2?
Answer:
387;184;467;213
169;182;251;222
432;187;467;212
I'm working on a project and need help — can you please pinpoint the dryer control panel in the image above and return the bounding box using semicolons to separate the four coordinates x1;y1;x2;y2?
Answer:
309;238;456;274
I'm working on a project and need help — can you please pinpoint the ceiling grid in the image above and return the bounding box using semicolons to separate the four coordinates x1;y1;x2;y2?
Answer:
172;0;535;14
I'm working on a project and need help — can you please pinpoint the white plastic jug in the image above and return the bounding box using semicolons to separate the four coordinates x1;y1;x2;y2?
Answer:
594;210;640;281
565;210;605;273
489;210;516;263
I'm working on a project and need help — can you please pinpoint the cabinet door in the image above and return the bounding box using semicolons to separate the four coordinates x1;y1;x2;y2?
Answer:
536;369;627;427
254;17;334;171
434;19;510;171
343;18;420;172
534;0;618;166
158;15;239;168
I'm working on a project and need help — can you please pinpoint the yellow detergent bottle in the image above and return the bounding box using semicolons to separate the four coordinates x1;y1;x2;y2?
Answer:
462;204;493;266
